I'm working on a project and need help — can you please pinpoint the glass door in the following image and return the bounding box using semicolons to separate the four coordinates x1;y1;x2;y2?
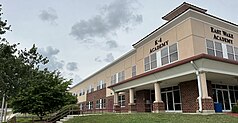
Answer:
216;89;231;111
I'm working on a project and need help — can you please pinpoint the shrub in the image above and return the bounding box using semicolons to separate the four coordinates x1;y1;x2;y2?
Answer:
232;105;238;113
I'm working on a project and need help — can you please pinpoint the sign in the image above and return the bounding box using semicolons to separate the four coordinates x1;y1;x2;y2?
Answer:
149;38;169;54
210;27;233;44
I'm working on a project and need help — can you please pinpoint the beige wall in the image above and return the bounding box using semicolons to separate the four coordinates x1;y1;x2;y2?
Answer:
70;11;238;103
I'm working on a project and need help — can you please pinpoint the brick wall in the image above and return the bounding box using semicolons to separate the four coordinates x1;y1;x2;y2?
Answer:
180;80;214;113
86;88;106;111
180;80;198;113
136;90;151;112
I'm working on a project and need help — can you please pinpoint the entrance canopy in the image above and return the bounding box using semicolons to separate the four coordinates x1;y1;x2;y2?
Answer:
108;54;238;92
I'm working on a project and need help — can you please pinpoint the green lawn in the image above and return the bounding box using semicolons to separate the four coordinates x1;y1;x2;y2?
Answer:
65;113;238;123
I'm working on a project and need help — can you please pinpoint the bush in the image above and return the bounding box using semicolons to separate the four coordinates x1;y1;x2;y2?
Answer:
232;105;238;113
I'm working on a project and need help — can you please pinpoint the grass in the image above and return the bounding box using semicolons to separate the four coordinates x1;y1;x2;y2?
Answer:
65;113;238;123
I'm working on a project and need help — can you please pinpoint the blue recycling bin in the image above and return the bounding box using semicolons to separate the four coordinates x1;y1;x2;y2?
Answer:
214;102;222;112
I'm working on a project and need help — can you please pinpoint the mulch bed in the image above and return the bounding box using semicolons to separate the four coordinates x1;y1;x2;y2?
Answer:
226;112;238;117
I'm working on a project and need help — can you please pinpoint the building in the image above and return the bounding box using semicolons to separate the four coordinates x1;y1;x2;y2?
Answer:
69;2;238;113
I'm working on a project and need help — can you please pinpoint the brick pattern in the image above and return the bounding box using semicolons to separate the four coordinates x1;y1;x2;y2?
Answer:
106;95;114;112
128;103;137;112
153;102;165;112
180;80;199;113
86;88;106;111
202;98;214;110
136;90;151;112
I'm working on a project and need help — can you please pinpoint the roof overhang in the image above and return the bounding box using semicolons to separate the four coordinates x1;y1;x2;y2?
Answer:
108;54;238;92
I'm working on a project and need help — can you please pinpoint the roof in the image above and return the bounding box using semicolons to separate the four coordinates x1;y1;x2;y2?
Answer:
162;2;207;21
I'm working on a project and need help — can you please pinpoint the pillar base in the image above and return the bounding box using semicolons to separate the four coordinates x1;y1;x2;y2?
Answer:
153;101;165;113
114;104;121;113
197;97;215;113
128;103;137;113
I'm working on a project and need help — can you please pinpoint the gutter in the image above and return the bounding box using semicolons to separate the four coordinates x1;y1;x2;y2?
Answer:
190;61;202;112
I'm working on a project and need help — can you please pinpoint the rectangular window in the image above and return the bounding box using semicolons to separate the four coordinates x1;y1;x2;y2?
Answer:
151;53;157;69
215;42;223;57
169;44;178;62
206;39;215;56
118;71;125;82
97;80;105;90
87;85;94;93
111;74;117;85
206;40;223;57
234;47;238;61
144;56;150;71
132;65;136;77
87;101;93;110
161;43;178;66
118;95;125;107
96;100;100;109
144;53;157;71
227;45;234;60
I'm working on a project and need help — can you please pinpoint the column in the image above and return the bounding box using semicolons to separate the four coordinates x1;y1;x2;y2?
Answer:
113;92;120;112
128;88;136;113
153;82;165;113
198;72;214;113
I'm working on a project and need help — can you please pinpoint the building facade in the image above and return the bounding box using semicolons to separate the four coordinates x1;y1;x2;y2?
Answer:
69;2;238;113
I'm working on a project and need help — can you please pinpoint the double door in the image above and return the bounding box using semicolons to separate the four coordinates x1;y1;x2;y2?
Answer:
161;90;181;111
215;89;231;111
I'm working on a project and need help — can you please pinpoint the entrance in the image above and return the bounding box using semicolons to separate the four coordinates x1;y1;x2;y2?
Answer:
161;86;182;112
212;84;238;111
216;89;230;110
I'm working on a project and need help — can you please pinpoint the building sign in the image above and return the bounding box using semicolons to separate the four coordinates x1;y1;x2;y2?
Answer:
210;27;233;44
149;38;169;53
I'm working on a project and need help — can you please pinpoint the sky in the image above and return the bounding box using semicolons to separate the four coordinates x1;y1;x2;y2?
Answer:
1;0;238;86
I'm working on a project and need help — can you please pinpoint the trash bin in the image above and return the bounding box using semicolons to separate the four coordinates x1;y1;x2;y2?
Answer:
214;102;222;112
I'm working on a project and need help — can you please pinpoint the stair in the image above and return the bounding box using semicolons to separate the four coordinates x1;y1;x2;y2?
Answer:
56;115;77;123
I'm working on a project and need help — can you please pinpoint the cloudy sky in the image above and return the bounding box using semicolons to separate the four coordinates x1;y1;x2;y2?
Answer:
1;0;238;86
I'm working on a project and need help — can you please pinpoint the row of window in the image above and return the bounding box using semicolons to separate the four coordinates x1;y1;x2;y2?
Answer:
111;71;125;85
144;43;178;72
206;39;238;61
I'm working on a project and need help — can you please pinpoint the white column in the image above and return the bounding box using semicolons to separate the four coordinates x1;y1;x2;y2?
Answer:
129;88;134;104
114;92;118;105
154;82;162;102
200;72;209;98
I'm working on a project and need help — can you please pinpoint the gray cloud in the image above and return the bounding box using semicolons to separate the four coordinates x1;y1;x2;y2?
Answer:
38;46;64;71
95;53;115;63
39;8;58;24
106;40;118;49
70;0;143;41
66;62;78;71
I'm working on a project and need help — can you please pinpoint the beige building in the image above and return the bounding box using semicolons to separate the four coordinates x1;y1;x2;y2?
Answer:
69;2;238;113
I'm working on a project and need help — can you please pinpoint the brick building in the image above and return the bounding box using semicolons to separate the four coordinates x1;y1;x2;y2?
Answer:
69;2;238;113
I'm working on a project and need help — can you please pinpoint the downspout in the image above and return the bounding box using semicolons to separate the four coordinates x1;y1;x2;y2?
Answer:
190;61;203;113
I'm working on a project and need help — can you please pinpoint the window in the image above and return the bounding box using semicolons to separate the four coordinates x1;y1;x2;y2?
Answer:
206;40;223;57
151;53;157;69
227;45;234;60
144;53;157;71
132;65;136;77
111;74;117;85
144;56;150;71
87;101;93;110
79;103;83;110
161;43;178;66
96;99;106;109
79;89;85;96
118;71;125;82
169;44;178;62
206;40;215;56
235;47;238;61
215;42;223;57
118;95;125;107
87;85;94;93
97;80;106;90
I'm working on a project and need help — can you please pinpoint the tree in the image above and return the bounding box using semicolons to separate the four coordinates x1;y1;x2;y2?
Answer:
11;69;77;120
0;4;77;120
